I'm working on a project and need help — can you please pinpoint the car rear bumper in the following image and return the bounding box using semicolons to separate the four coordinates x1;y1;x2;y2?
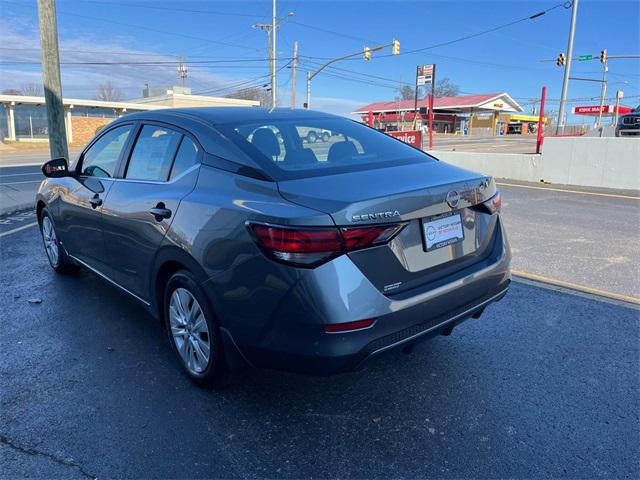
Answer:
226;218;511;375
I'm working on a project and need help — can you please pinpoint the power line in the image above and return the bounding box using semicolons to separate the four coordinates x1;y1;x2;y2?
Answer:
3;0;264;52
77;0;267;18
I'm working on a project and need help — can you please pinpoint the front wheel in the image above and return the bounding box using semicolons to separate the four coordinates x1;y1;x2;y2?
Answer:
164;270;225;388
39;208;77;274
307;131;317;143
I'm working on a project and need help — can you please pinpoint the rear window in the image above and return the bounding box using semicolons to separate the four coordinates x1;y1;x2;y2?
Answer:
216;117;434;180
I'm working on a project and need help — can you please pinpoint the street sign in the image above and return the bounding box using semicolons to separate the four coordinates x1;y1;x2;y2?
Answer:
578;54;593;61
417;65;434;86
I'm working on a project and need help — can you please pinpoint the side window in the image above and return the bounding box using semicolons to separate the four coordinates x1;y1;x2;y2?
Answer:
81;125;132;178
126;125;182;181
170;137;199;180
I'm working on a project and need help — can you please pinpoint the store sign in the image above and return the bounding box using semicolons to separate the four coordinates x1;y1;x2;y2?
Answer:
387;130;422;148
573;105;611;114
417;64;434;86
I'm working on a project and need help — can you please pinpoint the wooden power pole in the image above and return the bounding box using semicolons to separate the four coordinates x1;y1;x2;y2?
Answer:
291;41;298;108
37;0;69;160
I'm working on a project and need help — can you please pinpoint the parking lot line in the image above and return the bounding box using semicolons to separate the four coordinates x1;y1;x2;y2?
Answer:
0;222;38;238
512;269;640;306
496;182;640;201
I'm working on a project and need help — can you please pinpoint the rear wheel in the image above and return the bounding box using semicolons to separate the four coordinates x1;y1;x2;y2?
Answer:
322;132;330;142
307;131;317;143
164;270;224;387
39;208;77;274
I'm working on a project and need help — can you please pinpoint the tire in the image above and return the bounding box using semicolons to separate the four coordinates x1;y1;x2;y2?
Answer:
164;270;224;388
307;131;317;144
39;208;77;274
322;132;330;142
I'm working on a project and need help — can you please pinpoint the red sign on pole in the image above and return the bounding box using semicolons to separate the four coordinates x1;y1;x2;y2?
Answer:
387;130;422;149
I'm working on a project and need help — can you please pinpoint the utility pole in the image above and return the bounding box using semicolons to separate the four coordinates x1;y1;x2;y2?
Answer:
557;0;578;134
253;4;293;109
178;56;188;88
37;0;68;160
291;41;298;108
613;90;623;126
271;0;276;108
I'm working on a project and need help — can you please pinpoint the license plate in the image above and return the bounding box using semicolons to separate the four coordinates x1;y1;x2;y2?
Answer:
422;213;464;251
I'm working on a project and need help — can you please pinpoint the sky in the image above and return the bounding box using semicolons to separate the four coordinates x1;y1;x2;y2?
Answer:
0;0;638;121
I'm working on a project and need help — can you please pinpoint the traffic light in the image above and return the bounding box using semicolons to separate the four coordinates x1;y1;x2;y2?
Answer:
556;52;566;66
600;49;607;64
392;39;400;55
364;47;371;61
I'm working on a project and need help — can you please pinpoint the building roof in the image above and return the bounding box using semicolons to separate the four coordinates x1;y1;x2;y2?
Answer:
0;92;259;111
352;92;523;114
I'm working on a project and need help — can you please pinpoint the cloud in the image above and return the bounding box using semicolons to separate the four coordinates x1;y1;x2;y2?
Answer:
310;96;365;119
0;23;265;100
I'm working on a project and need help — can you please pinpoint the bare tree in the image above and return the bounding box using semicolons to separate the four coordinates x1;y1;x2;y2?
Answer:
225;86;270;106
21;83;44;96
434;78;460;98
1;89;22;95
398;85;415;100
95;81;124;101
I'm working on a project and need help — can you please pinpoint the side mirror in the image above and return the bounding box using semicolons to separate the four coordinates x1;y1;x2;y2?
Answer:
42;157;69;178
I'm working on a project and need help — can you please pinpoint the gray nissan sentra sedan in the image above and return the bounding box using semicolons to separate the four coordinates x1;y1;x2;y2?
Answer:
36;108;511;387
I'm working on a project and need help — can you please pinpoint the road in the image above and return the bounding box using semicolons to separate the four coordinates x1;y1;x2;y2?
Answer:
1;224;638;479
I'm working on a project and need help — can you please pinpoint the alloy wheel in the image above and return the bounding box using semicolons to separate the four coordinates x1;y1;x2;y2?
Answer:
41;216;60;267
169;288;211;374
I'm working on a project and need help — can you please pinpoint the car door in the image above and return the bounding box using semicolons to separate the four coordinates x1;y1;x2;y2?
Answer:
57;123;134;270
101;122;201;301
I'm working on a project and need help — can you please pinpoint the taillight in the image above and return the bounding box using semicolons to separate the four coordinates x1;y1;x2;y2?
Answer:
247;222;405;268
472;191;501;215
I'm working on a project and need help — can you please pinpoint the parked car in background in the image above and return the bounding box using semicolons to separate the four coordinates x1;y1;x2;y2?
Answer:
616;105;640;137
36;108;510;387
297;126;333;143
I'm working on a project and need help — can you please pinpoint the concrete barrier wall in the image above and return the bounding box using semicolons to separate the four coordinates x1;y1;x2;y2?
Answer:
431;137;640;190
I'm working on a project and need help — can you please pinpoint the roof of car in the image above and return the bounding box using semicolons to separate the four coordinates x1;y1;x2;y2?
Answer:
121;107;339;124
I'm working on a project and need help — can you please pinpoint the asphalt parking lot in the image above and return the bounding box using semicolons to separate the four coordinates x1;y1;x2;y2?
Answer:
1;177;639;478
1;224;639;479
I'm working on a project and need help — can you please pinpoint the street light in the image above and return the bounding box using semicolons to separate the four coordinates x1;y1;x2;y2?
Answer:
253;6;294;108
304;40;399;109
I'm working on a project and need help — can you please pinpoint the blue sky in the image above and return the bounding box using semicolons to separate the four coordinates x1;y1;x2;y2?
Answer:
1;0;638;120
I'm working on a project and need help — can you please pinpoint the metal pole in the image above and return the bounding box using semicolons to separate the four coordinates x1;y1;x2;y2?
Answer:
428;93;434;149
37;0;68;160
271;0;277;108
305;71;311;109
536;85;546;154
291;41;298;108
556;0;578;134
613;91;621;126
413;66;420;130
596;61;607;129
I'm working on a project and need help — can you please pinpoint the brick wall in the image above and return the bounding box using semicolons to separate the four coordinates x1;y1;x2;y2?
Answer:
70;117;114;144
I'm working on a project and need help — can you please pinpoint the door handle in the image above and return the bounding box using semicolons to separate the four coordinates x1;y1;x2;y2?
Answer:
90;194;103;209
149;203;172;221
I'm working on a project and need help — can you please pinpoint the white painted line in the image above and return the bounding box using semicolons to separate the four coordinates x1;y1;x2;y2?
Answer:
0;222;38;238
0;180;42;185
0;172;42;177
497;182;640;200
